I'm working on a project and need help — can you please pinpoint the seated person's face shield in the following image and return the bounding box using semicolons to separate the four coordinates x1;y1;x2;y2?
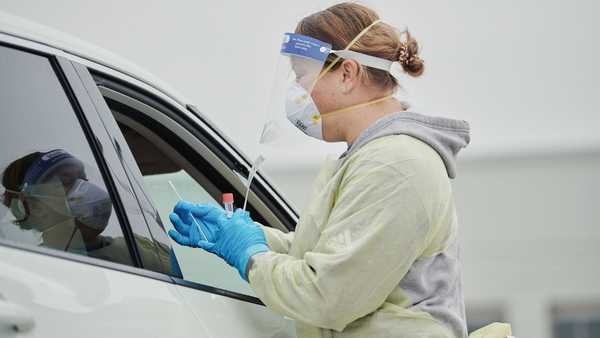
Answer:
2;150;112;234
260;19;406;145
4;179;71;227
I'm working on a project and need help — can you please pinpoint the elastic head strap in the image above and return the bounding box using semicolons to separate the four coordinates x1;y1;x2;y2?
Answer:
330;49;405;82
307;19;394;122
315;19;382;83
330;49;393;71
347;19;382;51
3;188;30;223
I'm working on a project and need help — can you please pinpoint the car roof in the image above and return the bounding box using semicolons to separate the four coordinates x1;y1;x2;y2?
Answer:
0;10;189;107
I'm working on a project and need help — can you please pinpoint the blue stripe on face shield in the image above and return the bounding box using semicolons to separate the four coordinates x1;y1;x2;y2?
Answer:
281;33;332;62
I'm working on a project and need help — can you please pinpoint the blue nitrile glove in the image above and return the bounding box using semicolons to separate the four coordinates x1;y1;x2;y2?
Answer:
168;202;269;281
168;201;219;246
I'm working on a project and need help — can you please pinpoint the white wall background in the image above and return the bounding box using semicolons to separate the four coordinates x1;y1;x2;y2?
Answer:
2;1;599;337
2;0;598;166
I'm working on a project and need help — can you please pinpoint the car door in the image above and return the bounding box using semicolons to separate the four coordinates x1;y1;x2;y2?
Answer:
0;39;198;337
70;59;298;337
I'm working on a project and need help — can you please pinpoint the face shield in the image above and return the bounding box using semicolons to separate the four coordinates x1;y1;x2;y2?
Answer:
6;178;72;229
259;19;407;147
259;32;333;146
3;149;111;234
6;178;112;233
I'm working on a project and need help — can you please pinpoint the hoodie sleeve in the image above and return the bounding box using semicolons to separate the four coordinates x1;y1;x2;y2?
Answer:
248;155;431;331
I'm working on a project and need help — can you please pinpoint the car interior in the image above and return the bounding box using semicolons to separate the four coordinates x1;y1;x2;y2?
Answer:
95;81;289;296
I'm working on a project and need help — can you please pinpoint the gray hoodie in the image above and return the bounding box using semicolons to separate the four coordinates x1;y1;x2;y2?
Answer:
341;111;471;337
341;111;471;179
255;111;472;338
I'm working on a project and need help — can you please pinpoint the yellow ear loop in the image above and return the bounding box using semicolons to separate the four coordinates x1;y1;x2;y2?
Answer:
305;19;393;123
318;94;393;121
318;19;382;81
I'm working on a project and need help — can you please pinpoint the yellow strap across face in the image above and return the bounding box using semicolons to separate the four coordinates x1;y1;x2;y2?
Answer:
316;19;382;84
313;94;394;121
306;19;387;124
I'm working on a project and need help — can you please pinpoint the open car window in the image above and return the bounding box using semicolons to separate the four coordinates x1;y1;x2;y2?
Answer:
95;84;283;297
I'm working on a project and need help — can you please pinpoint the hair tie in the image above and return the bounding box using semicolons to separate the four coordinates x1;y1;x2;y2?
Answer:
398;44;409;66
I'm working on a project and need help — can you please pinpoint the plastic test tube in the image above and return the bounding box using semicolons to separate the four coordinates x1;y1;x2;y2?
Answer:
223;193;234;218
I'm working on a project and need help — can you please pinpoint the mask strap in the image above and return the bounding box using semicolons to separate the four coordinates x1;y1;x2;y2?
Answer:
313;19;382;87
3;188;30;223
315;94;394;122
307;19;393;122
64;223;80;252
4;188;22;195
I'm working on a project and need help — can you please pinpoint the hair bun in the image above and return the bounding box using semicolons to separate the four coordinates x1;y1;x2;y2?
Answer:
397;31;425;77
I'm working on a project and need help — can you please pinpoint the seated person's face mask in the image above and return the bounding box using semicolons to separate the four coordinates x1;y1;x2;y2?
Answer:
66;178;112;233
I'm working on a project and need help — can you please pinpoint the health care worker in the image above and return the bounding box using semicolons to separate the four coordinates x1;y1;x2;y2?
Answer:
169;3;471;337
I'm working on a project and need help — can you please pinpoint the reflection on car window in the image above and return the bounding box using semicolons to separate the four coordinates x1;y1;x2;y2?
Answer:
0;45;133;267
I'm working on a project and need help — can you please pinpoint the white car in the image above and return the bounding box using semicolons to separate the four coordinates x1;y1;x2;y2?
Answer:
0;11;297;338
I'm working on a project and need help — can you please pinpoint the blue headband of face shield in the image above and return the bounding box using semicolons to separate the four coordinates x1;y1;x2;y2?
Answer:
3;149;87;225
281;33;332;62
20;149;85;193
280;32;405;81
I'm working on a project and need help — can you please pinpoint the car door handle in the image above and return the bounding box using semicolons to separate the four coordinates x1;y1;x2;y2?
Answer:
0;300;35;333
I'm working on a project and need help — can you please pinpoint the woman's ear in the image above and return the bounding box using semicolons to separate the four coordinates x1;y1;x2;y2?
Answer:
340;59;362;94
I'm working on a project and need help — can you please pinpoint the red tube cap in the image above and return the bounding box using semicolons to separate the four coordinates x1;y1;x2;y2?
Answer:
222;193;234;204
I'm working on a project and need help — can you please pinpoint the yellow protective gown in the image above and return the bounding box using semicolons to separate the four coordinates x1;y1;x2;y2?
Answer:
250;112;471;337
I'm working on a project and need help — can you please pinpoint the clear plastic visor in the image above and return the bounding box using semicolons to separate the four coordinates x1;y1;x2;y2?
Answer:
259;33;332;147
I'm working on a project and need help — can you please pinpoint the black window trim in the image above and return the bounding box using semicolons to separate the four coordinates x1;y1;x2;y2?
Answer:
173;277;264;306
69;61;175;275
186;104;299;224
55;57;145;268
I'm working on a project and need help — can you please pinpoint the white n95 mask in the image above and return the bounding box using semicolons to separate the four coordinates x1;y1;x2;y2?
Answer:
285;82;323;140
67;178;112;232
261;19;404;147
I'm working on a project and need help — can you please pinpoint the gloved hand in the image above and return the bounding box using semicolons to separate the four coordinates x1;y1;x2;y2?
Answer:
169;201;269;281
168;201;219;246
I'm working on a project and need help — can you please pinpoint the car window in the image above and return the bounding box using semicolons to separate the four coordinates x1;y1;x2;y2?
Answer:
0;45;134;267
144;171;254;294
102;96;256;296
